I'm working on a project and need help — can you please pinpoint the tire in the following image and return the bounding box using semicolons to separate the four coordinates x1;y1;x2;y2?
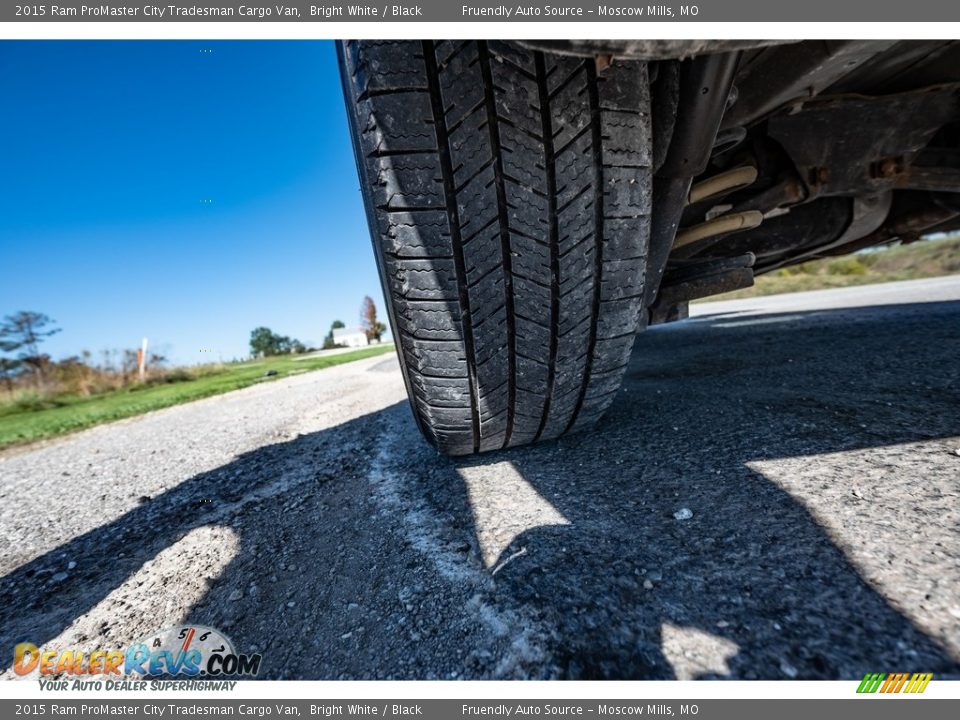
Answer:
339;41;653;455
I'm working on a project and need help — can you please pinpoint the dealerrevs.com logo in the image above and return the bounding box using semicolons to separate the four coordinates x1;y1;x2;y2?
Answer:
14;625;262;683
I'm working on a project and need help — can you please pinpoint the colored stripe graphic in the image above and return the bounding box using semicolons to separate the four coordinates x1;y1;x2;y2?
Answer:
857;672;932;693
905;673;933;693
857;672;886;693
890;673;909;693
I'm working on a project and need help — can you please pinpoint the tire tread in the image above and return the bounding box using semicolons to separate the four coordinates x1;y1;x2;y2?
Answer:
341;40;652;455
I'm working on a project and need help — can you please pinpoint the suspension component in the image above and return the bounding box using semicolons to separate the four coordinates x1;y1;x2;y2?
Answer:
673;210;764;255
650;253;756;323
688;165;759;205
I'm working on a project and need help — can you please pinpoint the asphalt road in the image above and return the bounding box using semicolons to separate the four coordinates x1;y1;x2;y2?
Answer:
2;277;959;680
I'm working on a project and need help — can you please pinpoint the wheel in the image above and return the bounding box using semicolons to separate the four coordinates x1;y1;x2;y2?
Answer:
339;40;653;455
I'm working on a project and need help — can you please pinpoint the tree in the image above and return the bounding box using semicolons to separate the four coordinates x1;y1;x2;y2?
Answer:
21;354;52;381
0;311;61;383
249;327;305;357
323;320;346;350
250;327;279;357
360;296;387;342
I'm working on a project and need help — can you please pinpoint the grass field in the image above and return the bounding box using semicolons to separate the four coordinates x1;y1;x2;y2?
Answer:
699;235;960;302
0;344;394;450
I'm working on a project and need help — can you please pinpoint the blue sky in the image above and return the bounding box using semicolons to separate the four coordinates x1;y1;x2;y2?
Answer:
0;40;386;365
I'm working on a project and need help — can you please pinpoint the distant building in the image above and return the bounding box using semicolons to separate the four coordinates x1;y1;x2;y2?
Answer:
333;327;369;348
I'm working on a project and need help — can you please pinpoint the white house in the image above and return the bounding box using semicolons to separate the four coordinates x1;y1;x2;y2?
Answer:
333;327;369;348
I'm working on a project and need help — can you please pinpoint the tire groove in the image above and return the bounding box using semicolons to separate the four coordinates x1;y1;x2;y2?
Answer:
556;182;592;214
477;40;517;450
554;123;593;159
358;86;429;100
423;40;480;453
565;61;604;435
454;158;496;194
508;226;552;248
502;173;550;199
533;52;560;443
460;216;500;244
548;63;587;101
445;98;488;137
368;148;438;158
495;54;539;82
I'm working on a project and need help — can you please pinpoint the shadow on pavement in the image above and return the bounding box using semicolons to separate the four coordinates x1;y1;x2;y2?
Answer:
2;300;959;679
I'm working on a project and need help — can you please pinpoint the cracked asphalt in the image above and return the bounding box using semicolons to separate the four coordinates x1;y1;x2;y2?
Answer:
2;276;959;680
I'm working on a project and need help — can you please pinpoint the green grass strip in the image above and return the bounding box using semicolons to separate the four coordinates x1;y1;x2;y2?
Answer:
0;345;394;450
